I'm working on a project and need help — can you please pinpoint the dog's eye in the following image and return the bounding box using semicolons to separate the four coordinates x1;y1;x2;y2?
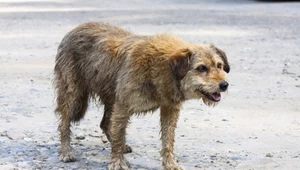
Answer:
217;63;222;69
197;65;208;73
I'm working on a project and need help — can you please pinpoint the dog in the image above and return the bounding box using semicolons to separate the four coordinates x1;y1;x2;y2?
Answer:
54;22;230;170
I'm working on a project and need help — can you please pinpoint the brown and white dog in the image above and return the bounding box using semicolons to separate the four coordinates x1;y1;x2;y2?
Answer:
54;22;230;170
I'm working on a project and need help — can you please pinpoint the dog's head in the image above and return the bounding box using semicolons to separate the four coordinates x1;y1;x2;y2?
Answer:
168;44;230;106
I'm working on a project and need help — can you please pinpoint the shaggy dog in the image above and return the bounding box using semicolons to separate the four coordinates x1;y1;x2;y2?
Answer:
54;22;230;170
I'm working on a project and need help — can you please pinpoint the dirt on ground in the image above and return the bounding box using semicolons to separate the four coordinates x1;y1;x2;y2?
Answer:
0;0;300;169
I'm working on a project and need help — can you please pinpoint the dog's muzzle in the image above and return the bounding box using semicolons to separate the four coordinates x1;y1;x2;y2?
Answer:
196;89;221;102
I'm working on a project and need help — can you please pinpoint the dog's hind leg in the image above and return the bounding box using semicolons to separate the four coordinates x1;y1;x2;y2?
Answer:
54;68;89;162
100;104;132;153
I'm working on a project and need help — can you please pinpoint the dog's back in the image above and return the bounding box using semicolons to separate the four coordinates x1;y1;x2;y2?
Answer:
54;23;132;108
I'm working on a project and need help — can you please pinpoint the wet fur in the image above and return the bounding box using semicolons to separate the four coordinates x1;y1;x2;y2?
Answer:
54;22;229;170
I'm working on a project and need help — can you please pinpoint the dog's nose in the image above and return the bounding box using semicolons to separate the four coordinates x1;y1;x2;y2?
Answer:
219;81;229;91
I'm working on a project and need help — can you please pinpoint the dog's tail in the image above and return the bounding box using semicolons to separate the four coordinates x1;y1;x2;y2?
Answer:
53;42;89;123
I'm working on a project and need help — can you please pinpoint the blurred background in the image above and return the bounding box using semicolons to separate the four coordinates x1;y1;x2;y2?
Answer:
0;0;300;169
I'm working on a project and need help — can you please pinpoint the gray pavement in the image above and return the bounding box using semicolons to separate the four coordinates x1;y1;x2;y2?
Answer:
1;0;300;169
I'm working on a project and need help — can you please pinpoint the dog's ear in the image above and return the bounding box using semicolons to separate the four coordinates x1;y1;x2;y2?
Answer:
168;48;192;80
210;44;230;73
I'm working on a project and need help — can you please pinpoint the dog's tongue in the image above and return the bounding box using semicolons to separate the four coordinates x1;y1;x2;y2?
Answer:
210;92;221;101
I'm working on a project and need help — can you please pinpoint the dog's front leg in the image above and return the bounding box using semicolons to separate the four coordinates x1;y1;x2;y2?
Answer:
109;103;130;170
160;105;184;170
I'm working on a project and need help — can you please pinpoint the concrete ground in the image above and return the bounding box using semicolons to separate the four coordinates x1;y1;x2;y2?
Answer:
0;0;300;169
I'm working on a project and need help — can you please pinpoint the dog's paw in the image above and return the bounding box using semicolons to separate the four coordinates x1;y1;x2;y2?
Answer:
163;161;185;170
108;161;130;170
174;165;185;170
59;152;77;162
123;144;132;153
164;165;185;170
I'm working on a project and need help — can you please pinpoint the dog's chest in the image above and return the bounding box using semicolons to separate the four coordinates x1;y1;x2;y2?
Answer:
127;82;160;113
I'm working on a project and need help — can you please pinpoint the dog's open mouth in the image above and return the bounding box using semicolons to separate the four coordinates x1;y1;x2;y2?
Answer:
196;89;221;102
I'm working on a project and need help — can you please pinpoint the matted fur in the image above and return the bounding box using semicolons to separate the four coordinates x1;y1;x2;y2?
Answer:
54;22;230;170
